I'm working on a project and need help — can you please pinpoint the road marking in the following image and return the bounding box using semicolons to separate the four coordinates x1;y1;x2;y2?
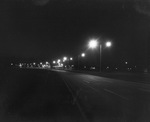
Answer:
63;74;130;101
104;88;129;101
82;80;90;83
61;77;90;122
51;69;67;72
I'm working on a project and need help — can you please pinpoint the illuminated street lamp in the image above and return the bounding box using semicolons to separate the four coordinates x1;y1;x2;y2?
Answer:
88;39;112;72
57;59;61;63
63;57;67;62
81;53;85;57
70;57;73;60
53;61;56;64
106;41;112;47
88;39;98;49
63;57;67;61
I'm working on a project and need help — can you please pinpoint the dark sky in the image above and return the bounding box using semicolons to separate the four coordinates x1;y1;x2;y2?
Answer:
0;0;150;63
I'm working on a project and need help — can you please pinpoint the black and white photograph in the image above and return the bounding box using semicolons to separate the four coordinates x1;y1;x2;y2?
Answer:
0;0;150;122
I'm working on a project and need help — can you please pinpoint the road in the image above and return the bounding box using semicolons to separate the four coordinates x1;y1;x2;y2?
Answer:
56;69;150;122
0;68;150;122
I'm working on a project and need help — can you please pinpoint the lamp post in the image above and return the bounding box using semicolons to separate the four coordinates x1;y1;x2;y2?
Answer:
78;53;85;70
88;39;112;72
68;57;73;68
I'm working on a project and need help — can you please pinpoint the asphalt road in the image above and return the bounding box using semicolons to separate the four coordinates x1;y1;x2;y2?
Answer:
1;68;150;122
56;69;150;122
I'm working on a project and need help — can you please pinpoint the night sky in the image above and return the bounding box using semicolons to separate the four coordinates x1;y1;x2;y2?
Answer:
0;0;150;65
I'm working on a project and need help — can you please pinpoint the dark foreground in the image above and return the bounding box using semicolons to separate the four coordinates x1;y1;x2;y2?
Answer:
1;68;150;122
0;68;84;122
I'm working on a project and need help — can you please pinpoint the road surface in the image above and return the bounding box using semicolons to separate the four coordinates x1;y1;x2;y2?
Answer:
0;68;150;122
56;69;150;122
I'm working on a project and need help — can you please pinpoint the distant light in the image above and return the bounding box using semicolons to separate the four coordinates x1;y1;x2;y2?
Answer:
40;62;42;65
46;61;49;64
33;62;36;65
57;59;61;63
90;67;95;70
60;63;63;66
106;41;112;47
53;61;56;64
125;62;128;64
106;66;109;69
19;63;22;68
70;57;73;60
71;65;74;67
89;39;98;49
115;68;118;70
42;64;46;68
63;57;67;61
81;53;85;57
11;63;13;66
84;66;86;68
127;68;131;71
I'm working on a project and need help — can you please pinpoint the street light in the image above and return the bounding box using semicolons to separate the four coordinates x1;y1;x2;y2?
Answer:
88;39;98;49
70;57;73;60
78;53;86;70
106;41;112;47
63;57;67;61
57;59;61;63
88;39;112;72
63;57;67;62
53;61;56;64
81;53;85;57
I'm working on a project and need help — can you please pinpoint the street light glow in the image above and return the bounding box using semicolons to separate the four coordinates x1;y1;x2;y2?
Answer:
70;57;73;60
63;57;67;61
81;53;85;57
53;61;56;64
57;59;61;63
19;63;22;68
106;41;112;47
89;39;98;48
